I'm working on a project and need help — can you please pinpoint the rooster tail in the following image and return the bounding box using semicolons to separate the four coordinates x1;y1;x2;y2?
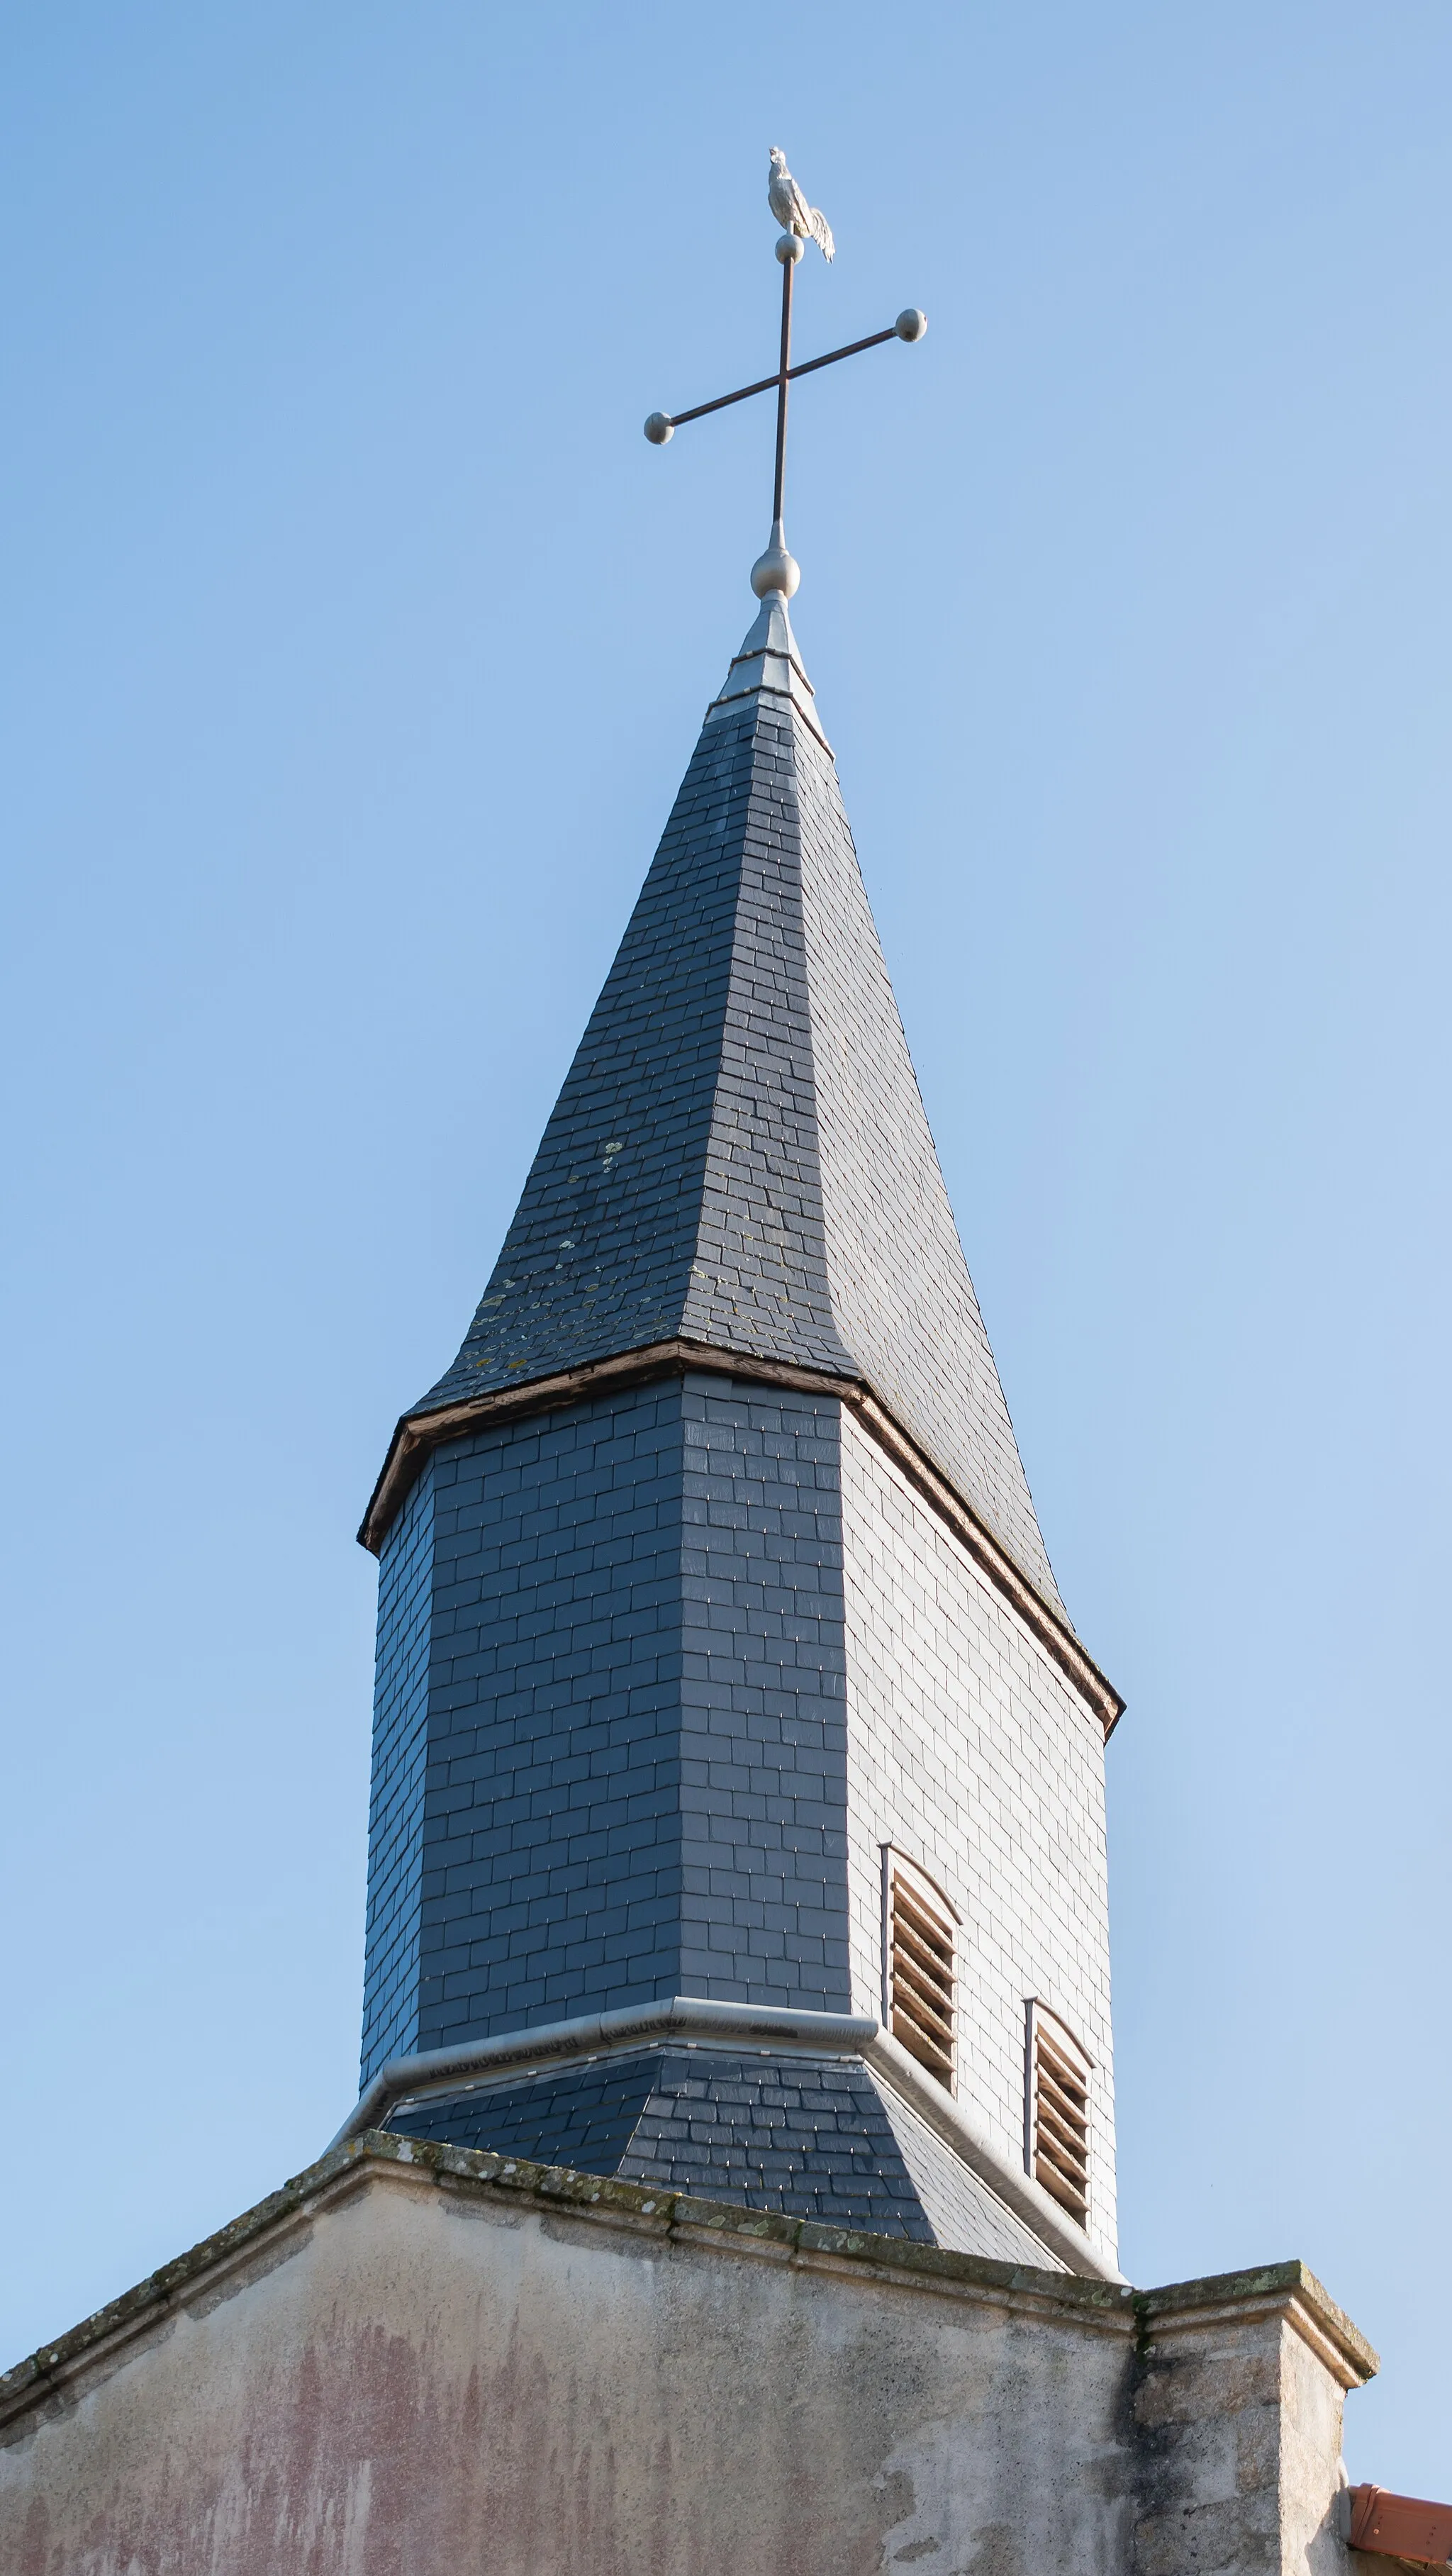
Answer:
810;206;835;262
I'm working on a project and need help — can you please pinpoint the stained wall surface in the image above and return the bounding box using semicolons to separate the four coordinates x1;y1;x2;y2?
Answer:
840;1410;1117;2265
0;2148;1368;2576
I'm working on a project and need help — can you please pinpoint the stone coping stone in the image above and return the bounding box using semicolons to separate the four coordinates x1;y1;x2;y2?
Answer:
0;2129;1377;2431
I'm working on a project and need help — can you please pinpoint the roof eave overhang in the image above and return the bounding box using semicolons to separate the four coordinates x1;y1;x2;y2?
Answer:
359;1340;1126;1741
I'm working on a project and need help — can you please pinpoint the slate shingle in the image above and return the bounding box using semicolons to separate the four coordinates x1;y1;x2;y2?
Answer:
415;596;1063;1616
383;2044;1062;2264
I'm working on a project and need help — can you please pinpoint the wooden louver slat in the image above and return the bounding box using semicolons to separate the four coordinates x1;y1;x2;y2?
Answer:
1029;2004;1090;2226
890;1861;955;2088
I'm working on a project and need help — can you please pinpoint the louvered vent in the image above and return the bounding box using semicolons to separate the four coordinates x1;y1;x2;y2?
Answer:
886;1851;957;2090
1026;2002;1091;2227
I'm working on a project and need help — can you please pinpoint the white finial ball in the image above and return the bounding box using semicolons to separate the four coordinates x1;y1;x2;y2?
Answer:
894;308;927;342
643;412;674;445
776;232;805;265
751;543;801;600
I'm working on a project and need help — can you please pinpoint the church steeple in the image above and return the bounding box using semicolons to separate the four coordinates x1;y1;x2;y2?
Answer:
350;174;1119;2276
350;570;1122;2280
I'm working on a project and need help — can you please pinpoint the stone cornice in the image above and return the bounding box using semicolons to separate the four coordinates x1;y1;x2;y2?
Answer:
358;1339;1124;1739
0;2136;1375;2441
1137;2260;1380;2391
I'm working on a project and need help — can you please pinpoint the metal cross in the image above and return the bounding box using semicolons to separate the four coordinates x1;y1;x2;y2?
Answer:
644;226;926;599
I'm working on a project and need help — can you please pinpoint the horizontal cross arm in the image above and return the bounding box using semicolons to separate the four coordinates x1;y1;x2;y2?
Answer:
783;324;898;383
661;323;903;432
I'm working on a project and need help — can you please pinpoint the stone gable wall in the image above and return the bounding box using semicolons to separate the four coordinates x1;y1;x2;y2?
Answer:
0;2143;1372;2576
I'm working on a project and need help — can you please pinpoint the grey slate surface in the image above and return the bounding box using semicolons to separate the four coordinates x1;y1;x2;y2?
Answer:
384;2043;1062;2263
416;598;1061;1612
359;1465;434;2083
377;1375;851;2076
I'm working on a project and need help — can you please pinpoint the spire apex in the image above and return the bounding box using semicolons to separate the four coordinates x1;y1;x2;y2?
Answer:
706;585;825;747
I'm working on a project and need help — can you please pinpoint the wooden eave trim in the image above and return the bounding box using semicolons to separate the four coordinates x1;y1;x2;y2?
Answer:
359;1339;1125;1739
842;1383;1124;1736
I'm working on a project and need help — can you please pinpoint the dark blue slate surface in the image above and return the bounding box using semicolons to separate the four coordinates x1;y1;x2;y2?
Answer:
408;605;1061;1615
418;1378;686;2050
361;1372;850;2083
360;1467;435;2085
386;2048;934;2238
381;2044;1063;2263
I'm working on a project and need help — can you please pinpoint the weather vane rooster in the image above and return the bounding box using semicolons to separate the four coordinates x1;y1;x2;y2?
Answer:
766;147;835;263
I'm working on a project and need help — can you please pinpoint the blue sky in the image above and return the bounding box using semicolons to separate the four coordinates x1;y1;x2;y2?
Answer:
4;0;1449;2493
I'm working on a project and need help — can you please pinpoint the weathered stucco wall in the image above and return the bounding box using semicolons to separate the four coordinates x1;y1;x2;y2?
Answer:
0;2135;1375;2576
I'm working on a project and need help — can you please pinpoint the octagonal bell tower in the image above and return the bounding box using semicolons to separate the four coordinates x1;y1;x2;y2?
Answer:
341;584;1123;2280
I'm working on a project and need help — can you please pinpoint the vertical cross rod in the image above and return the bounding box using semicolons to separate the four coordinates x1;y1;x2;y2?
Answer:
772;249;794;527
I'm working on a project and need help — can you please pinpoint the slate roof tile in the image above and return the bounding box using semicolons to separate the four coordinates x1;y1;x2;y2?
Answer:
417;594;1063;1617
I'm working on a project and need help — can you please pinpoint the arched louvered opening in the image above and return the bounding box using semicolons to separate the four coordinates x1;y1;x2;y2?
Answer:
883;1849;959;2090
1025;2001;1091;2228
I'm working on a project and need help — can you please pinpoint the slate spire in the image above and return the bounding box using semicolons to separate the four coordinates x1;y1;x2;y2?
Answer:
413;591;1063;1616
